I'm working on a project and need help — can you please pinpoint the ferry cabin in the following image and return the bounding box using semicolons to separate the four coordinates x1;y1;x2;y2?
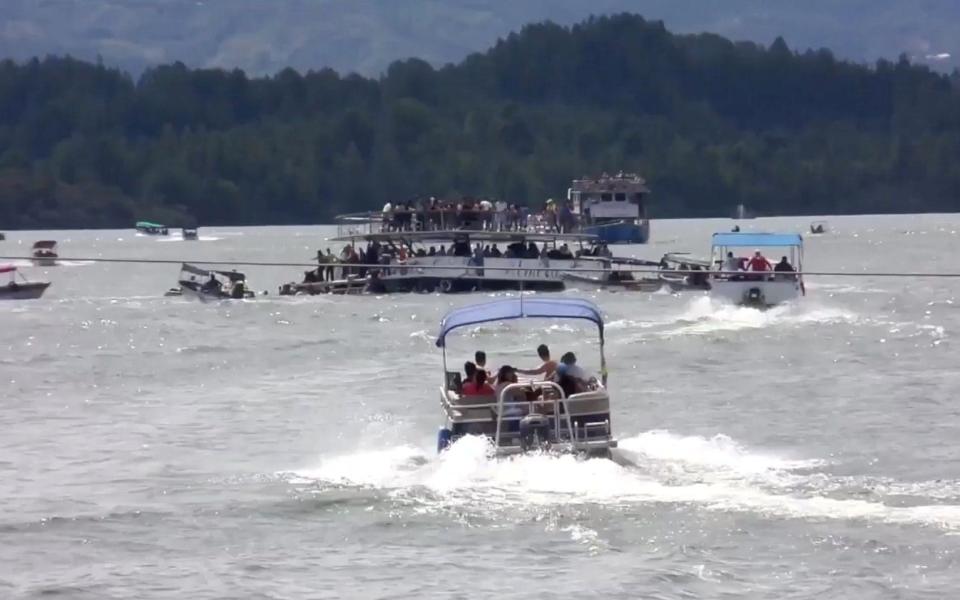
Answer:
567;172;650;244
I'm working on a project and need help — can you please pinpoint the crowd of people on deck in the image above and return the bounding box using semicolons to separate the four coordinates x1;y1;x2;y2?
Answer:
457;344;596;401
378;198;586;234
719;250;797;280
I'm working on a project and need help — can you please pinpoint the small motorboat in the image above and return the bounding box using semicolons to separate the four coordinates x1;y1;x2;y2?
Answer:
182;227;199;240
136;221;169;235
0;232;6;241
31;240;59;266
810;221;828;234
436;297;617;457
166;263;255;300
708;232;805;307
657;252;712;292
0;265;50;300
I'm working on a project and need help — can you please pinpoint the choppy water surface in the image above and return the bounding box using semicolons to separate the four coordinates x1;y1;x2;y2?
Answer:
2;215;960;599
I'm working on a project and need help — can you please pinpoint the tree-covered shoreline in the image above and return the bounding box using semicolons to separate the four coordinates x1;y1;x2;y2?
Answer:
1;14;959;229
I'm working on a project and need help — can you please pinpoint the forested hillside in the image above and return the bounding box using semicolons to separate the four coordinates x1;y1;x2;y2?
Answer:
2;14;960;228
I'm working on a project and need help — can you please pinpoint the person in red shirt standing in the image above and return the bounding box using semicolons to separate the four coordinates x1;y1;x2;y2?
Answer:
747;250;772;280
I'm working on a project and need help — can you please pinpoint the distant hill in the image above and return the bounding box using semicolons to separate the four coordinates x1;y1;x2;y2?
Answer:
3;0;960;76
2;14;960;228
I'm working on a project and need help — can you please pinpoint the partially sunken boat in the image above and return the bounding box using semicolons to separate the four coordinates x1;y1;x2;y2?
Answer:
0;265;50;300
436;298;617;457
166;263;254;300
331;230;598;294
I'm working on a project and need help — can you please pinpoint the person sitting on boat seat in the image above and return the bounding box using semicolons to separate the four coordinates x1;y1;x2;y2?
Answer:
774;256;796;280
747;250;772;281
494;365;528;415
517;344;558;380
462;369;495;396
463;361;477;386
556;352;589;394
722;251;740;279
475;350;491;379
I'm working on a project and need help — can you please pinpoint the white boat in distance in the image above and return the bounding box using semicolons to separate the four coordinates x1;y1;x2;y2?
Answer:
436;298;616;457
332;230;600;293
709;232;805;307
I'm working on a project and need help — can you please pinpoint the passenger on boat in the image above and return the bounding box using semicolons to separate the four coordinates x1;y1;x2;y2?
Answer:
494;365;526;411
517;344;558;379
747;250;772;280
490;244;502;258
474;351;490;377
525;242;540;259
438;246;447;256
202;273;221;294
722;251;739;274
774;256;796;280
463;369;495;396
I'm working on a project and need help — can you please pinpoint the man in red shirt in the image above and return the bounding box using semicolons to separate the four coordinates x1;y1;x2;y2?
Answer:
747;250;772;280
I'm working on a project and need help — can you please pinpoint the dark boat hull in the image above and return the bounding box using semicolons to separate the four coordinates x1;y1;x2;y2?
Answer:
0;281;50;300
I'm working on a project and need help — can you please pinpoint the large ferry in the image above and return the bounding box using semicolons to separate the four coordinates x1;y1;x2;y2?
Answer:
567;172;650;244
330;230;598;293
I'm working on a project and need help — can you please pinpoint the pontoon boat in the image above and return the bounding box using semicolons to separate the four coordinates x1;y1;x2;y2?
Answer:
136;221;169;235
709;232;804;307
436;298;617;457
31;241;58;266
166;263;254;300
0;265;50;300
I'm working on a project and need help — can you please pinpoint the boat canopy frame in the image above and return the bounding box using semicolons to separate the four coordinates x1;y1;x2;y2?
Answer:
179;262;247;282
436;297;607;385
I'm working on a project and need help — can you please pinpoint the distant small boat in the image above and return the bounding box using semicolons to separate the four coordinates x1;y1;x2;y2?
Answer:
0;265;50;300
0;232;6;241
136;221;169;235
182;227;199;240
810;221;828;234
31;240;58;266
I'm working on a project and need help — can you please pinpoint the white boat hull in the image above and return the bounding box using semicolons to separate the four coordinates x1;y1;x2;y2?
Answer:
709;278;801;307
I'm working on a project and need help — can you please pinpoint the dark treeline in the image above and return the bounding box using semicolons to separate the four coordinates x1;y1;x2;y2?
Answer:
2;13;960;228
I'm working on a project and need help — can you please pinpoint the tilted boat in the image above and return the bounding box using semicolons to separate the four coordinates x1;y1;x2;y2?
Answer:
31;240;58;266
165;263;254;300
709;232;805;307
436;298;617;457
0;265;50;300
136;221;169;235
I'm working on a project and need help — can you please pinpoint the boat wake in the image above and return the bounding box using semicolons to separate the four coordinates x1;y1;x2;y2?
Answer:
616;296;859;341
284;431;960;531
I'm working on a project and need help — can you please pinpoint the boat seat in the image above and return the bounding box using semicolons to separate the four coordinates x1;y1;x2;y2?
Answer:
563;391;610;416
444;389;495;421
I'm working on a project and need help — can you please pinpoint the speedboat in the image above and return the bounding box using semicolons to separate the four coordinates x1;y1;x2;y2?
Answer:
182;227;199;240
0;265;50;300
31;241;58;266
709;232;804;307
166;263;255;300
436;298;617;457
136;221;169;235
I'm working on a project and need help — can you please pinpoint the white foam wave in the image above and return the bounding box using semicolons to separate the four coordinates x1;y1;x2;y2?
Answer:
286;431;960;530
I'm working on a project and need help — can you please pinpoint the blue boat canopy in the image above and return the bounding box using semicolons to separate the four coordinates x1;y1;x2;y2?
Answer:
436;298;604;348
712;232;803;248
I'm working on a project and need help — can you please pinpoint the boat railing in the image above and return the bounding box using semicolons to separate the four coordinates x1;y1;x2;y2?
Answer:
493;382;574;449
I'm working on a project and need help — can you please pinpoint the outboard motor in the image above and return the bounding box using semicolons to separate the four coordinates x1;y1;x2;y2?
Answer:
746;287;764;306
519;413;552;451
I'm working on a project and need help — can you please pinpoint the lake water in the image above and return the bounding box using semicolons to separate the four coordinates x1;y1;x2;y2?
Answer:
2;214;959;599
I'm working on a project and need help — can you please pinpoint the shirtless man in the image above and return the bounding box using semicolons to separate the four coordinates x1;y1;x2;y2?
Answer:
516;344;558;380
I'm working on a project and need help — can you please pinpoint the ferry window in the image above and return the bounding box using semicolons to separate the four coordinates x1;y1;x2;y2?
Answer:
615;193;626;202
601;193;613;202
